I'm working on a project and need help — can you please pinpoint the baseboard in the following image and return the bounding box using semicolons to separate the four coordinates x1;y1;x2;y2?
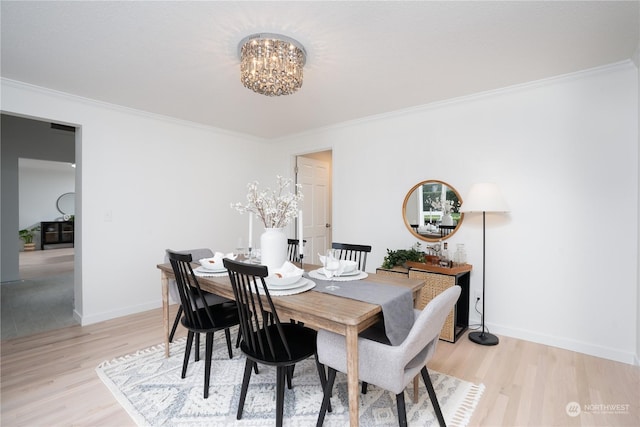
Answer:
488;322;637;365
73;309;82;324
78;300;161;326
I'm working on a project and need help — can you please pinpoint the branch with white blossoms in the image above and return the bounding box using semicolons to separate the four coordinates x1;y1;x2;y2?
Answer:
231;176;303;228
429;198;458;214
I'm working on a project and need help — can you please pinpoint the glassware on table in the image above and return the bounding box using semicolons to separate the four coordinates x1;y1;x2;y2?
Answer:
235;237;246;258
323;249;341;290
244;246;254;263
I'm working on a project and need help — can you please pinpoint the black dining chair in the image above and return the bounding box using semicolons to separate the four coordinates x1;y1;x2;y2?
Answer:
332;242;372;271
164;248;234;343
287;238;306;263
166;250;241;399
223;258;329;427
439;225;456;237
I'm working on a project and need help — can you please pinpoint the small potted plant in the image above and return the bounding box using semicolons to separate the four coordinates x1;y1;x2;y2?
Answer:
381;242;427;269
19;226;40;251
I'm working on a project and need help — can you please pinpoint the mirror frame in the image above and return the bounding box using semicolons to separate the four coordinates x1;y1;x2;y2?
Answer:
56;192;75;216
402;180;464;242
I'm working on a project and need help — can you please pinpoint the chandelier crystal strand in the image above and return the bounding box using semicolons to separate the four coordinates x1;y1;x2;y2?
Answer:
239;34;306;96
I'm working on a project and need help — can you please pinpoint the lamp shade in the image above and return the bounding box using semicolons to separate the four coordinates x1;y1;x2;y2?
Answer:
461;183;509;213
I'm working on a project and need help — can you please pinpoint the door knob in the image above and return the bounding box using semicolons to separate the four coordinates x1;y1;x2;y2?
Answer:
325;223;331;228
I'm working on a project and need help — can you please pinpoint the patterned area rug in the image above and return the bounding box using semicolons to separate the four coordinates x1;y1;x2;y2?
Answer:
96;331;484;426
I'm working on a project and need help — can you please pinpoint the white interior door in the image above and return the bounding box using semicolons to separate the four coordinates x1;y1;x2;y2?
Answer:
296;155;330;265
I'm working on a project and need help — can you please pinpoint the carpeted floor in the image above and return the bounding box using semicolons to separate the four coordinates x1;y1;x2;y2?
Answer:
1;248;76;340
1;272;76;339
97;330;484;426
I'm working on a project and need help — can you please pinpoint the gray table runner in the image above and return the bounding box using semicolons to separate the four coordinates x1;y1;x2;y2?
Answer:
309;275;414;345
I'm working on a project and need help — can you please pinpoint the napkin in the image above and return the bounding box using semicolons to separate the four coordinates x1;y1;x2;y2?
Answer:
271;261;304;278
318;253;326;265
199;252;236;270
318;253;345;278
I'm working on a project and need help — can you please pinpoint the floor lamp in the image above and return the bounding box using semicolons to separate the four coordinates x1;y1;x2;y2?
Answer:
461;183;509;346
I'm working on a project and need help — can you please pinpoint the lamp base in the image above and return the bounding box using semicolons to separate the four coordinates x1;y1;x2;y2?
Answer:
469;331;499;346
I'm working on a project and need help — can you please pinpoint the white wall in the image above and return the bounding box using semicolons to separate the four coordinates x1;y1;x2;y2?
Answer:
19;160;75;224
275;62;639;364
1;79;277;324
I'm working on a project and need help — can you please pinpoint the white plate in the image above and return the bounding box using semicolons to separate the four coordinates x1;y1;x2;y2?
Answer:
337;269;361;277
308;269;368;282
265;272;304;287
317;267;360;277
258;278;316;296
195;266;226;274
264;277;308;290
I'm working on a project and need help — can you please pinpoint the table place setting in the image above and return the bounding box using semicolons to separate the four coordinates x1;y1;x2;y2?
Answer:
193;252;235;277
309;250;369;283
259;261;316;296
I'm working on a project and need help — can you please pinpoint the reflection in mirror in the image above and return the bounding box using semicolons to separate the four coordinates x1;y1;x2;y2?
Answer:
402;180;463;242
56;192;75;216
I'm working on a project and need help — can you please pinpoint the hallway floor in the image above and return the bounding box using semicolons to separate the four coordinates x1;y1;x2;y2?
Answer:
1;248;77;340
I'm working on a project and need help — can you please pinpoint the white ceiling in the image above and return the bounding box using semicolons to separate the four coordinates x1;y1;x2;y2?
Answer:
1;1;638;139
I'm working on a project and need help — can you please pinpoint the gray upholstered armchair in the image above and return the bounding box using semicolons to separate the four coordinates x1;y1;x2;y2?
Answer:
316;285;461;427
164;248;232;342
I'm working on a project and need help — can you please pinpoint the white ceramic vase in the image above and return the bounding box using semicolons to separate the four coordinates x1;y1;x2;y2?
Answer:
441;213;454;226
260;227;287;274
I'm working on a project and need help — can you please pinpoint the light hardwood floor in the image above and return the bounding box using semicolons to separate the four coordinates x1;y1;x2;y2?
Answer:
18;247;74;280
2;304;638;427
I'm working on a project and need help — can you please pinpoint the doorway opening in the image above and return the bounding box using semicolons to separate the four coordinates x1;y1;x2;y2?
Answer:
0;114;79;339
295;150;332;266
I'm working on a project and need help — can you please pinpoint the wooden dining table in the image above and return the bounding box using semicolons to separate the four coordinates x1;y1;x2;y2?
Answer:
156;262;426;427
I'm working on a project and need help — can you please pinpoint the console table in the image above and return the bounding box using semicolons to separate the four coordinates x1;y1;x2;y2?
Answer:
376;262;471;342
40;221;74;250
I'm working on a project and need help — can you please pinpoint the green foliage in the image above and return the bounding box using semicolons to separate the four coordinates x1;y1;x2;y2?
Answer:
381;243;425;269
19;226;40;244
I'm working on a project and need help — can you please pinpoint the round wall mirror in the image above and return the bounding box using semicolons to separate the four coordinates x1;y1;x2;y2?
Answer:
402;180;463;242
56;192;75;216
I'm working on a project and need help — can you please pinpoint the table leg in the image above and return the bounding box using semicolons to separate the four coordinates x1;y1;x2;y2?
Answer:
412;286;424;402
161;271;170;358
346;325;359;427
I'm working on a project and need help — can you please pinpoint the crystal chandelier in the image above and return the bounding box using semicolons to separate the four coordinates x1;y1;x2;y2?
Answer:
238;33;306;96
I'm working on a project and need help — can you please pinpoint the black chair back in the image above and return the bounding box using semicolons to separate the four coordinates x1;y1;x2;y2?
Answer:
440;225;456;237
167;250;217;330
332;242;372;271
223;258;292;362
287;238;306;263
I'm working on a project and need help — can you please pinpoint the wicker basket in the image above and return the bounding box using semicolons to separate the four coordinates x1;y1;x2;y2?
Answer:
375;267;409;278
408;269;456;342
